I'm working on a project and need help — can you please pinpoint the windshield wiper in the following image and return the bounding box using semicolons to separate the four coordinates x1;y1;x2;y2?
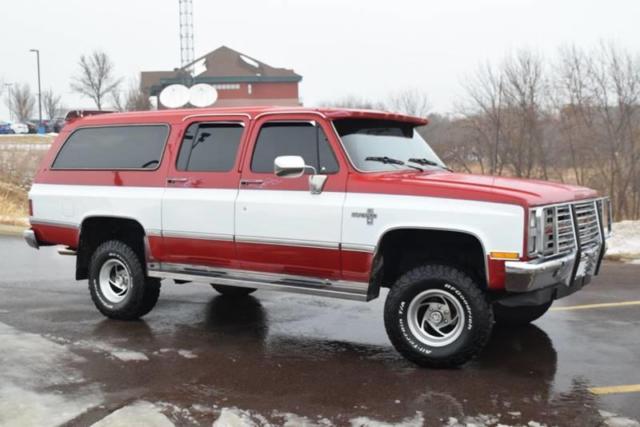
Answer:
365;156;423;171
408;158;453;172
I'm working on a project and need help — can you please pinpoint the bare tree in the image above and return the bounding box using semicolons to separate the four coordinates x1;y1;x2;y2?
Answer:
70;50;121;110
5;84;35;122
42;89;63;119
111;78;150;112
385;89;431;118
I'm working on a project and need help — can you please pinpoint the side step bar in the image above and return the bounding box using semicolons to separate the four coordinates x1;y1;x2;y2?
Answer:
147;262;370;301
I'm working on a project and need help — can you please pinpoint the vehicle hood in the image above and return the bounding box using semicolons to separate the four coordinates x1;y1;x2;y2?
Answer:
349;170;599;207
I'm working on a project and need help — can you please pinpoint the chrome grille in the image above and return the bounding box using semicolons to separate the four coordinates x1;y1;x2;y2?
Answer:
531;199;605;259
574;201;600;248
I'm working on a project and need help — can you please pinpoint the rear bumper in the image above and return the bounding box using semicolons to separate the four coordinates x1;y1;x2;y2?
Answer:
23;229;40;249
504;244;601;294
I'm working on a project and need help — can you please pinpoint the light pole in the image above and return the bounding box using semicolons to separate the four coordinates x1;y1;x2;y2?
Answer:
29;49;42;131
4;83;13;122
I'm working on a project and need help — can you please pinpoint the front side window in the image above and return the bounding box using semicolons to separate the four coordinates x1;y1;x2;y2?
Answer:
176;123;243;172
250;122;339;174
334;119;445;172
52;125;168;170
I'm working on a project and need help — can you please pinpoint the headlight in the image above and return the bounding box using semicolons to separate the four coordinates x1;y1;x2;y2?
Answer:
528;208;542;256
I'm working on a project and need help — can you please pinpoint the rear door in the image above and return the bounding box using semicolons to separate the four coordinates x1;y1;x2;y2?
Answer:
235;114;349;279
160;115;248;267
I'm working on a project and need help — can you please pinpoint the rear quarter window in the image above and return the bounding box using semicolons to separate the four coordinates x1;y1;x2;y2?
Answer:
52;125;169;170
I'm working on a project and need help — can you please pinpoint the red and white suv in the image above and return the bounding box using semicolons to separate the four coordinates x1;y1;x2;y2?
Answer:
24;106;610;367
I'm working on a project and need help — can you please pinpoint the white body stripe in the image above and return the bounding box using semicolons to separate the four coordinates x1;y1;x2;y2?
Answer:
162;188;237;240
29;184;164;234
29;184;525;257
343;193;525;254
235;189;344;247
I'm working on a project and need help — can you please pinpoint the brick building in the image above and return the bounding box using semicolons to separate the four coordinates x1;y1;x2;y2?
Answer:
140;46;302;107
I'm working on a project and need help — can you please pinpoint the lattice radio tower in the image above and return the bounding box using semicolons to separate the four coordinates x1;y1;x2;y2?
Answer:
179;0;195;67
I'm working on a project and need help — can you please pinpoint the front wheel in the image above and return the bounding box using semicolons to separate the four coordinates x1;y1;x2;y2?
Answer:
493;301;552;326
384;264;494;368
88;240;160;320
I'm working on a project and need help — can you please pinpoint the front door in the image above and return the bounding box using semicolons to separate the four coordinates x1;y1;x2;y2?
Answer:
161;116;248;268
235;115;348;279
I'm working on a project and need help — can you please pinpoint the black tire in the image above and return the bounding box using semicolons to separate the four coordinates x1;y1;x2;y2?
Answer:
384;264;494;368
88;240;160;320
493;301;552;327
211;284;256;297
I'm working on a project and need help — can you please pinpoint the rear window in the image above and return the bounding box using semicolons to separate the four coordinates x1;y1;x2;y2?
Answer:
52;125;169;170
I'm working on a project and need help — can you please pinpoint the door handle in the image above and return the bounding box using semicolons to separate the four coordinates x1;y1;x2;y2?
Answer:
167;177;189;184
240;179;264;186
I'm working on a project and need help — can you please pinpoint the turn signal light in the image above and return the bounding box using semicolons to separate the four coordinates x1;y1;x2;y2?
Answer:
490;251;520;260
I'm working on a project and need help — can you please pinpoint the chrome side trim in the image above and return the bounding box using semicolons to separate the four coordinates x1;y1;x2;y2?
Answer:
30;218;79;229
235;235;339;249
341;243;375;253
148;262;369;301
162;230;234;241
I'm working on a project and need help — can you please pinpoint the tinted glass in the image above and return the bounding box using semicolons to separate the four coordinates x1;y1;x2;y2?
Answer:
334;119;445;172
53;125;168;169
177;123;243;172
251;122;339;174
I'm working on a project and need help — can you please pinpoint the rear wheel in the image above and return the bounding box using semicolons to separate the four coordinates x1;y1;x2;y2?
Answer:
211;284;256;297
88;240;160;320
493;301;552;326
384;264;494;368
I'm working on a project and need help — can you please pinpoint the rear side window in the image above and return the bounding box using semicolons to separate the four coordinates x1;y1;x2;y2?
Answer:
250;122;339;174
176;123;243;172
52;125;168;170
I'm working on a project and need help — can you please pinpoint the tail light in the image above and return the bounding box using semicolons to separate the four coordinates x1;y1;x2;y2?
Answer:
28;199;33;217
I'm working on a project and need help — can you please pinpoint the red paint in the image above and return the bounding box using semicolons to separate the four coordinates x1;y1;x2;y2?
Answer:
31;222;79;248
347;171;598;209
487;258;506;290
156;236;237;268
341;250;374;282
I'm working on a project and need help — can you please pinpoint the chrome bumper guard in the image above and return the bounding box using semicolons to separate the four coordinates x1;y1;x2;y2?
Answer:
505;245;600;293
23;229;40;249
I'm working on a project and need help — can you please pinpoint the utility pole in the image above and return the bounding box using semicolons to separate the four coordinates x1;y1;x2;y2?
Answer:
30;49;42;131
4;83;13;122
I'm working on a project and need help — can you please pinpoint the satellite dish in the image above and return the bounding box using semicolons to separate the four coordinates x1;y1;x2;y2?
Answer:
159;84;189;109
189;84;218;107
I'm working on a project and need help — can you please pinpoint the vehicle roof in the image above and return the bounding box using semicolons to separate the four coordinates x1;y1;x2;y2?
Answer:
69;106;429;127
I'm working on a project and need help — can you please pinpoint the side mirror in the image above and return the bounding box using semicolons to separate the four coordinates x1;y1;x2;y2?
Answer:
274;155;306;178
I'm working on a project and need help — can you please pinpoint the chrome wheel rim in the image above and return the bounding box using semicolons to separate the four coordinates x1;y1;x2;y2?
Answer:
98;259;131;303
407;288;465;347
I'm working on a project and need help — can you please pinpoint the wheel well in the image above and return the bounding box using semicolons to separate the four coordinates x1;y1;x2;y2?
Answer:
370;229;487;296
75;217;147;280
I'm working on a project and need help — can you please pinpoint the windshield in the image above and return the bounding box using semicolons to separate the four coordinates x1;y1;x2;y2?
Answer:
333;119;446;172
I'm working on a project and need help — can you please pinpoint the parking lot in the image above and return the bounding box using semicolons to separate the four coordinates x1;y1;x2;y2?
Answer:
0;233;638;426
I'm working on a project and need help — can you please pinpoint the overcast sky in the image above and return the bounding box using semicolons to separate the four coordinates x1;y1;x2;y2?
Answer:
1;0;640;120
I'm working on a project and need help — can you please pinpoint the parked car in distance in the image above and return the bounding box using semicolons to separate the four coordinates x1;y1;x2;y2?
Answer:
50;117;66;133
24;106;611;368
0;122;15;134
10;123;29;134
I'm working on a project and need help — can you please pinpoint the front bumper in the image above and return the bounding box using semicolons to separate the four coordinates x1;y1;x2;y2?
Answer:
504;244;601;294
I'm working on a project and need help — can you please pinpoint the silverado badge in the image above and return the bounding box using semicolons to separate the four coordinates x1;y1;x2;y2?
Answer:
352;208;378;225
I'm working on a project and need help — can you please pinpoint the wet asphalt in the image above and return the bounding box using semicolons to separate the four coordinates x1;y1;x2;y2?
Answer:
0;234;638;426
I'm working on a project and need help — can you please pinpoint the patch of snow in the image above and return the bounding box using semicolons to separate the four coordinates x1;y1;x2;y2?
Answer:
0;321;102;425
273;411;333;426
240;54;259;69
177;349;198;359
599;410;640;427
213;408;257;427
91;401;174;427
111;350;149;362
350;412;424;427
606;221;640;262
